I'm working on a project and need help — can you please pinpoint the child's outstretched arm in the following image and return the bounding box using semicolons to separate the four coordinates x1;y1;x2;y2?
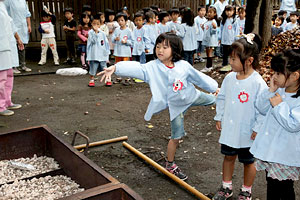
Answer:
98;61;150;83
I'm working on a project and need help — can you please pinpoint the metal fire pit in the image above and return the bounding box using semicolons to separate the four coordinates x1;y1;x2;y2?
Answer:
0;125;143;200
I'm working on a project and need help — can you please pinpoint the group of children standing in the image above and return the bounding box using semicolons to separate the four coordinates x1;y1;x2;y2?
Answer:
272;10;299;37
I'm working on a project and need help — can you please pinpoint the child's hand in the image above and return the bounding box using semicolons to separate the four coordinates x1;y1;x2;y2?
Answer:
212;22;217;29
216;121;221;131
145;49;149;53
17;39;24;51
201;24;204;30
213;88;220;96
251;131;257;140
63;25;68;31
121;39;127;44
269;75;279;92
97;65;116;83
44;29;50;34
270;93;283;107
115;36;120;41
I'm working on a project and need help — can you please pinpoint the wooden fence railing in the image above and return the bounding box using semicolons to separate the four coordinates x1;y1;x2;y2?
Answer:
26;0;299;45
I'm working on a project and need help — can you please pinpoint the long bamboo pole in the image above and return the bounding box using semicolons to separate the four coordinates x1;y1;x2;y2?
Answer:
122;142;211;200
74;136;128;150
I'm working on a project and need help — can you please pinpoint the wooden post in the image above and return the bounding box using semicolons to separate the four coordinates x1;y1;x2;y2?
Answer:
123;142;211;200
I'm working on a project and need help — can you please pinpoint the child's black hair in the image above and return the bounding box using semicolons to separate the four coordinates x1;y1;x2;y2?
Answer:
197;6;206;12
92;13;101;22
64;7;73;14
276;15;284;25
41;10;51;17
82;5;91;13
97;12;105;23
229;33;262;71
290;11;299;17
181;8;194;26
79;12;92;26
278;10;287;16
134;12;144;20
153;10;158;17
153;32;183;62
150;5;159;12
105;8;115;22
238;7;245;14
168;8;180;15
145;11;155;22
142;7;151;14
271;49;300;98
115;12;128;21
158;11;169;22
221;5;236;25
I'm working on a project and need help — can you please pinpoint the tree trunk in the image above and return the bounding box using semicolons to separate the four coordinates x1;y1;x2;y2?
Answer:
244;0;261;34
259;0;273;47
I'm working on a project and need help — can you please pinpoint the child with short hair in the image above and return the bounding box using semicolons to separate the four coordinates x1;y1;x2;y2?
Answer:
144;11;159;62
201;6;219;73
86;15;110;87
121;6;135;31
167;8;184;38
271;16;284;36
98;32;218;180
132;12;146;64
250;49;300;200
82;4;92;16
194;6;207;63
278;10;288;29
213;33;268;200
63;7;76;64
77;12;92;69
181;8;198;65
157;11;170;34
112;12;132;85
38;8;59;66
284;11;299;31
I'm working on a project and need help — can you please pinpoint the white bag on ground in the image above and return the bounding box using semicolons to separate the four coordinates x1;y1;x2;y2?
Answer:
56;68;88;76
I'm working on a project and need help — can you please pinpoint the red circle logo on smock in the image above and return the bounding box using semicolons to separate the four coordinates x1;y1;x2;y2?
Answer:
173;79;183;92
137;37;142;42
206;25;209;30
228;25;232;30
123;36;128;40
238;91;249;103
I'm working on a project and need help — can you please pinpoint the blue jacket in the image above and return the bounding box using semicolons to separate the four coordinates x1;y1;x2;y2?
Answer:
284;22;298;31
234;18;245;40
214;71;268;148
202;19;218;47
4;0;31;44
250;88;300;167
112;27;132;57
182;23;198;51
220;18;236;45
194;16;207;41
157;23;170;34
143;24;159;55
167;21;184;38
115;59;218;121
86;29;110;62
132;27;146;56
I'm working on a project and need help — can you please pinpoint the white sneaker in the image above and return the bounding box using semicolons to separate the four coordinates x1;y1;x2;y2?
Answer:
0;110;14;116
200;67;212;73
38;62;46;66
21;66;32;72
54;62;60;66
13;68;21;74
7;104;22;110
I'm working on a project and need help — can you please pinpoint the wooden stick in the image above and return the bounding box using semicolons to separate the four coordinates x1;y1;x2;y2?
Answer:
74;136;128;150
122;142;211;200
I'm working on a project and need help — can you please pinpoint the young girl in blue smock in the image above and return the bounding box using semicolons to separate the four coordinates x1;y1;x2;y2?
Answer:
250;49;300;200
98;32;218;181
213;33;268;200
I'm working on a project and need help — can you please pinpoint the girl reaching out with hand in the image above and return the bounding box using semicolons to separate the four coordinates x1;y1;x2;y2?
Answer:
98;32;218;181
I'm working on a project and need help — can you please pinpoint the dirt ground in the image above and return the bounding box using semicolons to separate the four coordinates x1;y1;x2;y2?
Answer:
0;57;299;200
